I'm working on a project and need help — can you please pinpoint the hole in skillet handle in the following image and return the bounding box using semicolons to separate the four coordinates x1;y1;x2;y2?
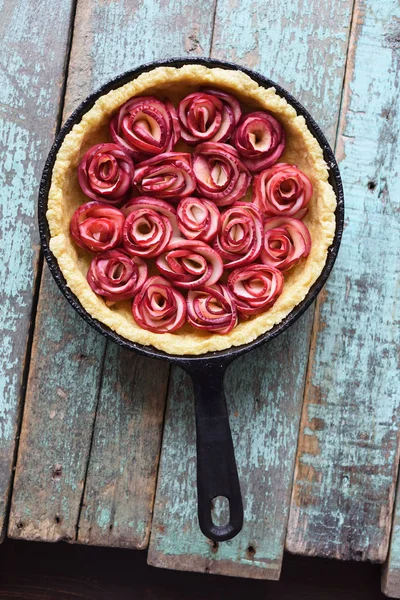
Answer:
183;360;244;542
211;496;230;526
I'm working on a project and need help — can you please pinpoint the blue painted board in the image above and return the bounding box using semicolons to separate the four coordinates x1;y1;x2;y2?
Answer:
9;279;106;541
0;0;74;540
71;0;217;548
148;0;354;578
287;0;400;564
9;0;215;547
149;316;315;579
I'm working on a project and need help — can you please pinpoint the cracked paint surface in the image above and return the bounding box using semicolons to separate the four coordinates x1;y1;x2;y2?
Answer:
148;0;354;578
9;0;213;550
287;0;400;564
0;0;74;537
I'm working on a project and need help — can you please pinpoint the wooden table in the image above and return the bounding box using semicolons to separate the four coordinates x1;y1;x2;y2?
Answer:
1;0;399;595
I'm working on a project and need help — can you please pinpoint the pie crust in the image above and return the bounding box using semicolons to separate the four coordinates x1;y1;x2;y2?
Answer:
47;65;336;355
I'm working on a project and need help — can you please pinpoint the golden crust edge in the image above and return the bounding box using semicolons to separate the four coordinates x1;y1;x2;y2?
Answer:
47;65;336;356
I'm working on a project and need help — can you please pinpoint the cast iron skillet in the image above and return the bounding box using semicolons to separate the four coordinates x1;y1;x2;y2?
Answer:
38;57;344;543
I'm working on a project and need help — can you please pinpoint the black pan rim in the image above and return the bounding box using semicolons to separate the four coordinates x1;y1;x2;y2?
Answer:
38;56;344;366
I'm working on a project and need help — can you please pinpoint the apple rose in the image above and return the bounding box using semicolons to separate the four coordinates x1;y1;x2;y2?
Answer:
193;142;251;206
178;89;241;144
253;163;312;218
214;202;263;269
133;152;196;200
187;284;238;334
261;217;311;272
77;143;134;205
87;249;147;302
70;201;124;252
132;275;186;333
231;111;285;173
228;264;284;317
122;197;180;258
156;239;223;289
176;197;220;243
110;96;179;160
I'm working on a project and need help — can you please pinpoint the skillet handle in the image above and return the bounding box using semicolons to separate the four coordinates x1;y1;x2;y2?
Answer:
187;364;243;542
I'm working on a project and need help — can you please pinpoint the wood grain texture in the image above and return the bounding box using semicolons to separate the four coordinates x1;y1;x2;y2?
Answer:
0;0;74;540
211;0;353;143
71;0;217;548
8;276;106;541
148;0;354;578
287;0;400;564
64;0;217;112
77;345;168;549
149;316;314;579
10;0;215;547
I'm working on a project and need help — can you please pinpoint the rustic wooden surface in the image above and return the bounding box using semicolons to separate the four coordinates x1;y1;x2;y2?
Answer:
65;0;205;548
77;344;168;549
9;0;214;547
2;0;400;592
286;0;400;565
9;279;105;541
0;0;75;541
148;321;312;579
148;0;354;579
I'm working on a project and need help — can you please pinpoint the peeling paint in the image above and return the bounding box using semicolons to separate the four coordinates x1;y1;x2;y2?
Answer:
0;0;74;537
149;0;354;579
288;0;400;565
9;275;106;542
78;343;167;549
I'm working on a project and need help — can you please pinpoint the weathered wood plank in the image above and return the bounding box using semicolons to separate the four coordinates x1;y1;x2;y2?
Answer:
287;0;400;564
211;0;352;143
148;0;354;579
64;0;216;113
10;0;215;546
149;316;314;579
77;345;168;549
72;0;217;549
9;278;106;541
0;0;75;540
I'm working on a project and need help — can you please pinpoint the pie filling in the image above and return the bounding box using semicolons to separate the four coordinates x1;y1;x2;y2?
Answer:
47;66;336;355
